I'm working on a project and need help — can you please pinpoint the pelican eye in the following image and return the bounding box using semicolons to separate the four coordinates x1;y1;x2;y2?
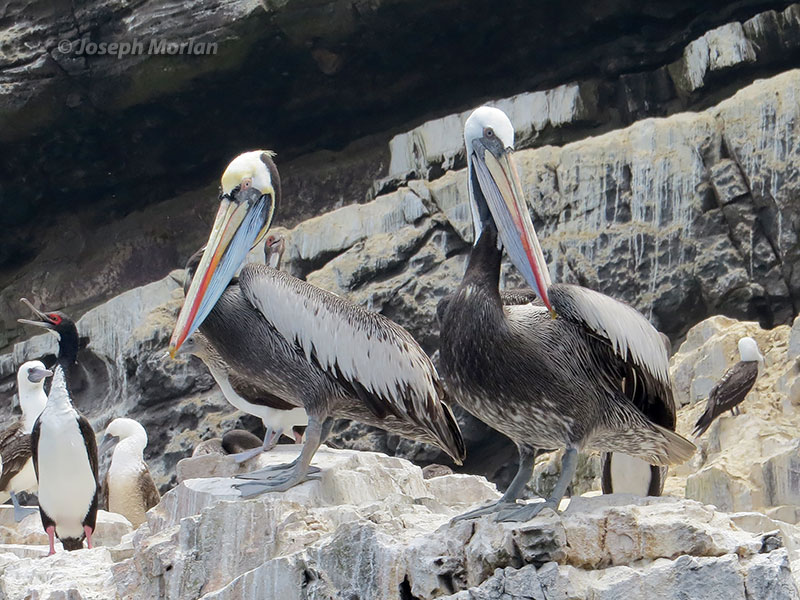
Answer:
241;177;253;191
484;127;494;138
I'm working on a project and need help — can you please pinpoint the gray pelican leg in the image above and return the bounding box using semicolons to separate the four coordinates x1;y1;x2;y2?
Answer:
231;426;282;464
451;445;537;523
496;447;578;522
236;418;333;479
233;416;330;496
10;492;37;522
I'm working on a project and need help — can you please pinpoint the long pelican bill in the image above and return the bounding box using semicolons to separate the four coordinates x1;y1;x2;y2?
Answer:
471;144;554;315
169;187;275;356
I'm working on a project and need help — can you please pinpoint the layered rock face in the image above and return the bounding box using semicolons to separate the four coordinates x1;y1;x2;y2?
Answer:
4;63;800;490
667;314;800;523
3;1;800;348
0;447;797;599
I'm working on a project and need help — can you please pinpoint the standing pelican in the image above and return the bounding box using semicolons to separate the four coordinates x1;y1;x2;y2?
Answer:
19;301;99;553
169;151;465;495
438;107;694;521
693;336;763;437
0;361;52;521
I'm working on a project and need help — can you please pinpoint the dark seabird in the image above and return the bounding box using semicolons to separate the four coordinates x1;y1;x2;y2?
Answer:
191;430;264;457
693;336;763;437
99;418;160;528
19;300;99;553
0;361;52;521
168;151;465;496
437;107;694;522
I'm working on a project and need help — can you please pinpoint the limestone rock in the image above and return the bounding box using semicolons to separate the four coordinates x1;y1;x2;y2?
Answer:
667;315;800;519
0;547;117;600
112;450;800;599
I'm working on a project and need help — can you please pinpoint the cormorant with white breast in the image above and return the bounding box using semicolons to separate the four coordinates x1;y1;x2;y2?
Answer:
99;418;160;528
438;107;694;522
0;361;52;521
19;300;99;553
693;336;763;437
169;151;465;496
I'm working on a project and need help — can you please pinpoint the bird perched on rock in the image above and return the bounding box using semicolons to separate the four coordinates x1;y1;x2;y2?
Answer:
0;361;52;521
168;150;465;496
19;300;99;554
437;106;694;522
693;336;763;437
99;418;160;528
192;430;265;457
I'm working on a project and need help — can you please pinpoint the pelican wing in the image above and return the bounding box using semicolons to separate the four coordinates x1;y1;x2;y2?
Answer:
239;264;465;463
550;284;671;388
0;423;31;492
549;283;676;432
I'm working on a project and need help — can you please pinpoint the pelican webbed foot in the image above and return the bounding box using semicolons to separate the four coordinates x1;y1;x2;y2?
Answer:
10;492;37;523
233;415;329;494
237;464;320;480
450;500;520;523
493;447;578;523
234;469;321;497
495;499;557;522
450;444;540;523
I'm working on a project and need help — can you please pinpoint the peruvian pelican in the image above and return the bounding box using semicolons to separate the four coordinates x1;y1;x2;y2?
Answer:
178;236;307;463
178;331;307;462
438;107;694;522
693;336;763;437
169;151;465;495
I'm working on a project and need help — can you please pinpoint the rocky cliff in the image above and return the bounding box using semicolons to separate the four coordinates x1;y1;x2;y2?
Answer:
3;1;800;348
2;2;800;596
0;444;798;599
6;64;800;490
1;314;799;598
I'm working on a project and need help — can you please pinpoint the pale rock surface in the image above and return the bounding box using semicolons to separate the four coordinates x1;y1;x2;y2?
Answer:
666;315;800;518
0;437;795;599
114;449;799;600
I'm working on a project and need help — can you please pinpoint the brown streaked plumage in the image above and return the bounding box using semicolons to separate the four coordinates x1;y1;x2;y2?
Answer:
169;151;466;496
439;107;692;523
694;337;762;437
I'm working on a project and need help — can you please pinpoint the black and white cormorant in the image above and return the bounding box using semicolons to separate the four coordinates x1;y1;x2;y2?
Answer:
19;300;99;553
